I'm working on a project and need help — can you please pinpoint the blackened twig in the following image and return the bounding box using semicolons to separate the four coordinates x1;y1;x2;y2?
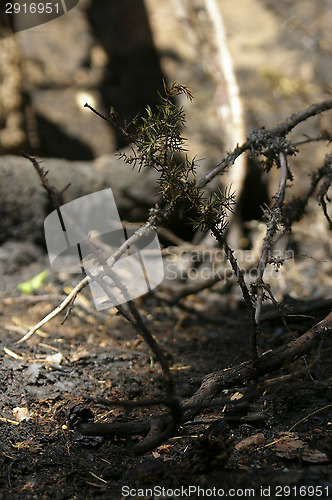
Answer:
210;225;259;367
317;172;332;229
272;98;332;137
23;154;70;210
255;152;289;325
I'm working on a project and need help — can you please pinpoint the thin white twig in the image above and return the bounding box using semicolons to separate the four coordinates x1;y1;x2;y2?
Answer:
16;276;89;344
205;0;245;148
204;0;246;201
172;0;247;199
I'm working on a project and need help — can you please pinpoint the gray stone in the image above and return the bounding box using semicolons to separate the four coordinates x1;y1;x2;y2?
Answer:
0;152;160;244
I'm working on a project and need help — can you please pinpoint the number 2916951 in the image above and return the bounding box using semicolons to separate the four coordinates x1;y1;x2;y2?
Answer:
5;3;61;15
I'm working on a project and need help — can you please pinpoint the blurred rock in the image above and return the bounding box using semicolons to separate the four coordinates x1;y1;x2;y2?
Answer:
0;152;159;244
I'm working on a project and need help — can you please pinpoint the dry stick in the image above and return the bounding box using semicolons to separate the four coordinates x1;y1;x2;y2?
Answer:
255;152;289;325
17;277;89;344
18;110;332;338
179;98;332;417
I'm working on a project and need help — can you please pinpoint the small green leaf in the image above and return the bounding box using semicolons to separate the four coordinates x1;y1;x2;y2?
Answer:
17;270;49;294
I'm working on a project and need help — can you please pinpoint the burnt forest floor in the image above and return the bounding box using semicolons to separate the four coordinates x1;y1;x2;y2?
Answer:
0;279;331;499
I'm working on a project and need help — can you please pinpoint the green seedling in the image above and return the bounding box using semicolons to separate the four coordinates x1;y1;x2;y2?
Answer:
18;270;49;294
